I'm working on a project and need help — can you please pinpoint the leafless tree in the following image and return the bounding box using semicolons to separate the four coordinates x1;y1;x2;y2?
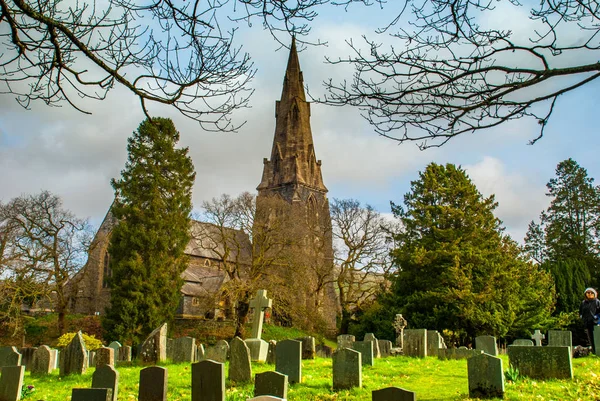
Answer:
323;0;600;148
0;191;93;335
330;198;394;334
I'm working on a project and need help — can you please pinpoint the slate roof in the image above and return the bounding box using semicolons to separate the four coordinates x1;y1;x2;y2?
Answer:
185;220;252;264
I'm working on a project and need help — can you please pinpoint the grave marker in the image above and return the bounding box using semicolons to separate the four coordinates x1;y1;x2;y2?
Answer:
205;340;229;363
403;329;427;358
0;365;24;401
364;334;381;358
254;371;288;399
229;337;252;383
332;348;361;390
141;324;167;364
31;346;54;375
531;330;545;346
467;353;504;399
0;347;21;368
60;332;88;376
139;366;167;401
95;347;115;368
192;360;225;401
352;341;374;366
275;340;302;384
475;335;498;356
245;290;272;362
71;388;112;401
392;314;407;348
507;346;572;379
372;387;416;401
172;337;196;363
92;364;119;401
336;335;355;350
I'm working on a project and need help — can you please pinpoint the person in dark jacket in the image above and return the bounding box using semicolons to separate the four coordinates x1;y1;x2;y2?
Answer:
580;287;600;354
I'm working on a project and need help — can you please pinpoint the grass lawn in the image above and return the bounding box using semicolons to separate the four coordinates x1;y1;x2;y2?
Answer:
23;354;600;401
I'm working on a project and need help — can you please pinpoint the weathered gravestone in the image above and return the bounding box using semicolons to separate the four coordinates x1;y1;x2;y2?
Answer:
118;346;132;363
139;366;167;401
275;340;302;384
548;330;572;353
316;344;333;358
392;314;407;349
71;388;112;401
507;346;573;379
0;365;24;401
512;339;534;346
205;340;229;363
31;346;55;375
467;353;504;399
438;348;483;360
229;337;252;383
95;347;115;368
172;337;196;363
378;340;392;358
196;344;205;362
60;332;88;376
475;335;498;356
0;347;21;368
336;335;355;350
266;341;277;365
295;337;316;360
141;324;167;364
254;371;288;399
364;334;381;358
372;387;416;401
108;342;121;358
19;348;36;371
352;341;374;366
88;351;96;367
427;330;445;357
192;360;225;401
245;290;272;362
332;348;361;390
403;329;427;358
92;364;119;401
531;330;545;346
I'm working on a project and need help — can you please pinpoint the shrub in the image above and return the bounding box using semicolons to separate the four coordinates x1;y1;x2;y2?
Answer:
56;332;103;350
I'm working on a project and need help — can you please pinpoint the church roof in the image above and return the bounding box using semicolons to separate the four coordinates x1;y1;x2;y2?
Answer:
180;266;226;296
186;220;252;264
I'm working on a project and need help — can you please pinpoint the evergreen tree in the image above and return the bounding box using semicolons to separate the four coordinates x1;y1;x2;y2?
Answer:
102;118;195;343
386;163;554;342
543;259;591;315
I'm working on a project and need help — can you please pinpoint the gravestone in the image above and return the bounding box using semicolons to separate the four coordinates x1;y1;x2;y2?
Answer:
71;388;112;401
403;329;427;358
332;348;361;390
378;340;392;358
595;326;600;357
95;347;115;368
316;344;333;358
108;342;121;358
531;330;545;346
205;340;229;363
88;351;96;367
166;339;174;361
92;364;119;401
352;341;374;366
0;347;21;368
60;331;88;376
475;335;498;356
266;341;277;365
118;346;132;362
139;366;167;401
192;360;225;401
0;365;24;401
512;339;534;346
196;344;205;362
337;335;355;350
229;337;252;383
548;330;572;353
19;348;36;371
31;346;54;375
364;334;381;358
438;348;483;360
172;337;196;363
245;290;273;362
392;314;407;348
427;330;444;357
507;346;572;379
372;387;416;401
467;353;504;398
246;397;284;401
295;337;316;360
141;323;167;364
254;371;288;399
275;340;302;384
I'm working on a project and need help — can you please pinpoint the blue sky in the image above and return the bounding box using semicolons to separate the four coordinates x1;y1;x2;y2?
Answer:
0;1;598;245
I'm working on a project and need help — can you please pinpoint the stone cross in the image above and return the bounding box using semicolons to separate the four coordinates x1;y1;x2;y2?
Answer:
249;290;272;339
531;330;545;346
392;314;407;348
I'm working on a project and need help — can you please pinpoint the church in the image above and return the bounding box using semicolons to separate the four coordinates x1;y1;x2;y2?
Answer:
70;38;336;331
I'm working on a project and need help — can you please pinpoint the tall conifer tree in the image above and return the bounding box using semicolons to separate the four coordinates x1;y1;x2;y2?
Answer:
102;118;195;343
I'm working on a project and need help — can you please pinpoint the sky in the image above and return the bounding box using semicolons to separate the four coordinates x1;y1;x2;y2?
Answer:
1;1;599;245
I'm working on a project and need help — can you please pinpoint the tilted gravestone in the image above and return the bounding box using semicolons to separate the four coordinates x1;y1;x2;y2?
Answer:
95;347;115;368
0;365;24;401
275;340;302;384
364;334;381;358
71;388;112;401
352;341;374;366
548;330;572;353
229;337;252;383
60;332;88;376
118;346;132;362
316;344;333;358
266;341;277;365
403;329;427;358
438;348;483;360
205;340;229;363
332;348;361;390
139;366;167;401
141;324;168;364
512;339;534;346
378;340;392;358
336;335;355;350
0;347;21;368
31;345;55;375
172;337;196;363
245;290;273;362
19;348;36;371
254;371;288;399
92;364;119;401
295;337;316;360
468;353;504;399
507;346;573;379
192;360;225;401
372;387;416;401
475;335;498;356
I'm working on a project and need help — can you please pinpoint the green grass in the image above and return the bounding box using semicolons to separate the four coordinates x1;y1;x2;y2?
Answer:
23;354;600;401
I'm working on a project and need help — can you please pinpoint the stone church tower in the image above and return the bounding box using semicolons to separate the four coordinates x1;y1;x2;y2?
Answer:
255;38;336;331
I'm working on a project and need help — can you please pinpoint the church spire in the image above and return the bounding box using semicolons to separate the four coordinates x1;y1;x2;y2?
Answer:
257;38;327;195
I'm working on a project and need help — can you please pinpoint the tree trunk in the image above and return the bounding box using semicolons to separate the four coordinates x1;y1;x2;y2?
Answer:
58;311;66;335
234;300;250;338
339;308;352;335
